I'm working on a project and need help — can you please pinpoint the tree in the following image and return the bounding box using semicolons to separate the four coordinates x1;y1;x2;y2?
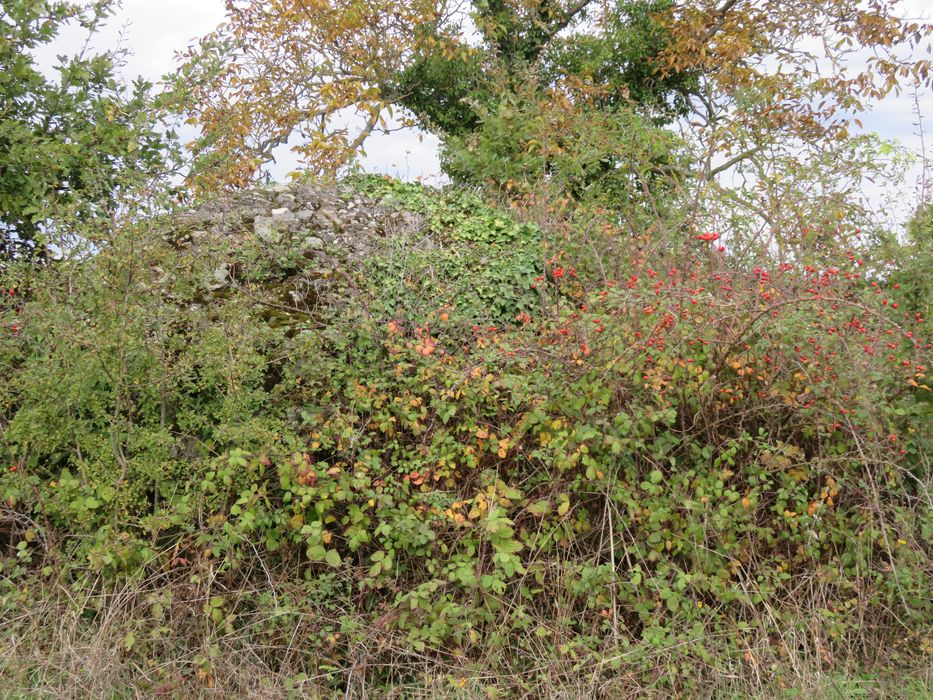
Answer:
170;0;441;189
171;0;696;188
656;0;931;198
174;0;930;192
395;0;696;137
0;0;171;261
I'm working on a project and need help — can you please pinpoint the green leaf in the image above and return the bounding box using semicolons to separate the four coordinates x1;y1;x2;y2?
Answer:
557;496;570;516
324;549;341;567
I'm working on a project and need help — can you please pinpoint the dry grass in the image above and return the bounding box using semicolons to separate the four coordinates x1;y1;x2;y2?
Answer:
2;569;930;699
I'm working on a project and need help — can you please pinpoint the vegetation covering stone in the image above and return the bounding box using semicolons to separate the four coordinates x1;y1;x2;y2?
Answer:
2;177;931;697
1;1;932;697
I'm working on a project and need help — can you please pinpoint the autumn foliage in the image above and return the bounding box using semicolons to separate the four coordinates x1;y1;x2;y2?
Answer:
2;174;931;695
1;0;932;696
171;0;931;189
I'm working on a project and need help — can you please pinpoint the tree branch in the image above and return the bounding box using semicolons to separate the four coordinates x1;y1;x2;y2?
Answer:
707;0;744;40
347;109;381;154
536;0;595;51
706;146;761;178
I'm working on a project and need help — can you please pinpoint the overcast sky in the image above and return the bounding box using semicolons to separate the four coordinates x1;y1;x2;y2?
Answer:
32;0;933;221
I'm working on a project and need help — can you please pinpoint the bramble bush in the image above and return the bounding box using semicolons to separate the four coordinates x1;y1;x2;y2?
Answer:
0;176;931;696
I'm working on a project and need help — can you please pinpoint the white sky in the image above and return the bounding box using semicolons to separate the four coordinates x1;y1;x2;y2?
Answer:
31;0;933;219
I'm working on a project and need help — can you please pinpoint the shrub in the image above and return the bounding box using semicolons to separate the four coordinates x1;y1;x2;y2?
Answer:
1;179;930;696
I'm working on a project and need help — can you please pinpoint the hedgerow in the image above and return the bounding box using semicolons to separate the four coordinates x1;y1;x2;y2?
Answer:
1;178;930;697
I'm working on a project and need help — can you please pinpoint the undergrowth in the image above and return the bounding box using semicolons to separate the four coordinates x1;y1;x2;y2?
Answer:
1;178;930;697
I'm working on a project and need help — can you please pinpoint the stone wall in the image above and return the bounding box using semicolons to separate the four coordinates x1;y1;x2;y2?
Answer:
162;182;423;322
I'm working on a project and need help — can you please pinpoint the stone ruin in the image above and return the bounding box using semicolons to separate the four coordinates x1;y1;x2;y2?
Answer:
159;181;426;326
